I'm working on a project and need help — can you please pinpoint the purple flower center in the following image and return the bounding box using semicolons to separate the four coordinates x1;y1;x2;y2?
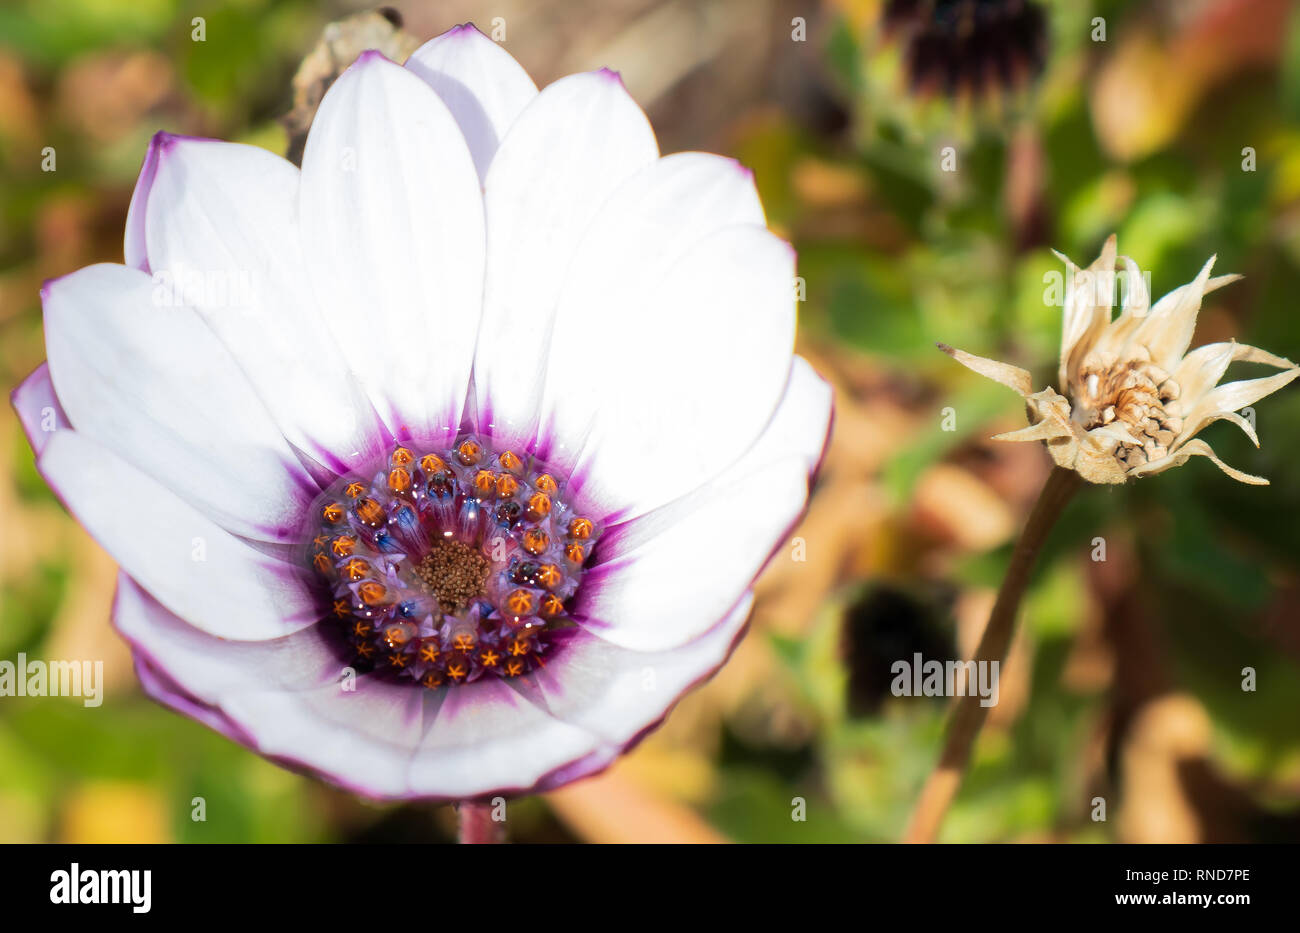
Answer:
302;436;600;688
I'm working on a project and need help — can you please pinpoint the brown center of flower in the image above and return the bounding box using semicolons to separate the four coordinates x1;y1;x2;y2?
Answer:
1073;358;1184;469
415;538;491;612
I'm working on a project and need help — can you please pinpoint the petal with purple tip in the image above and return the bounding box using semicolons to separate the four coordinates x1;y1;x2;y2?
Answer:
115;575;609;800
131;650;258;748
123;131;166;272
472;69;659;452
114;576;425;798
42;263;316;542
10;362;68;457
300;50;485;447
128;133;387;474
405;23;538;184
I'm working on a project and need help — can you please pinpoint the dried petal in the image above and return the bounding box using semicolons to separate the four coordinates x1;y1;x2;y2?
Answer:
938;343;1033;396
1130;438;1268;485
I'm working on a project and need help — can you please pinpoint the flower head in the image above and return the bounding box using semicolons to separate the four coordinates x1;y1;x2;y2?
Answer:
882;0;1048;99
11;24;832;799
942;235;1299;484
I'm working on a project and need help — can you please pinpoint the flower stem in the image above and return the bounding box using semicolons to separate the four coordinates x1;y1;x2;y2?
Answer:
457;801;503;844
902;465;1081;843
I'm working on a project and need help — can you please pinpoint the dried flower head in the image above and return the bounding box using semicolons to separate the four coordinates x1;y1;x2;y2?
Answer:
942;235;1299;485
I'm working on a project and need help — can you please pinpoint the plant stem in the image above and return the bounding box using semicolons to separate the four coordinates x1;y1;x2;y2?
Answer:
457;801;503;844
902;465;1081;843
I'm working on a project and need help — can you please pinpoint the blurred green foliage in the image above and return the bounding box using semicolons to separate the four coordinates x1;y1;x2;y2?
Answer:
738;0;1300;841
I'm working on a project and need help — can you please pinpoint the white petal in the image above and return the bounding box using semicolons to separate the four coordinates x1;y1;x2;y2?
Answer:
123;134;162;272
114;577;426;798
226;683;431;798
300;51;485;445
536;151;766;487
121;570;610;799
573;358;830;650
115;575;338;696
42;263;314;542
406;680;601;799
42;431;317;640
132;133;386;474
472;69;659;451
1176;366;1300;446
405;24;538;184
10;362;68;457
132;652;257;747
513;592;752;743
117;559;749;799
547;222;797;520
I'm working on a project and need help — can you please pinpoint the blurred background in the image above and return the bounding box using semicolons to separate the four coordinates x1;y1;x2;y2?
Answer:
2;0;1300;843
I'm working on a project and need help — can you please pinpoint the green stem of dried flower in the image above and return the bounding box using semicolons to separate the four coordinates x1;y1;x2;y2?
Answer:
903;465;1082;843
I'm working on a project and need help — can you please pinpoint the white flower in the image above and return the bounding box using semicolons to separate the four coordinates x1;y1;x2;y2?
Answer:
942;235;1298;485
11;25;832;800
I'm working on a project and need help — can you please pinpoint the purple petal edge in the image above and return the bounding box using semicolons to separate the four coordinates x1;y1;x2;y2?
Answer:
132;651;259;748
10;362;69;457
114;563;756;803
123;130;236;272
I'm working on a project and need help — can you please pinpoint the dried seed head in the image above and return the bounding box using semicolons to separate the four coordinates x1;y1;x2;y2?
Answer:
940;237;1300;485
